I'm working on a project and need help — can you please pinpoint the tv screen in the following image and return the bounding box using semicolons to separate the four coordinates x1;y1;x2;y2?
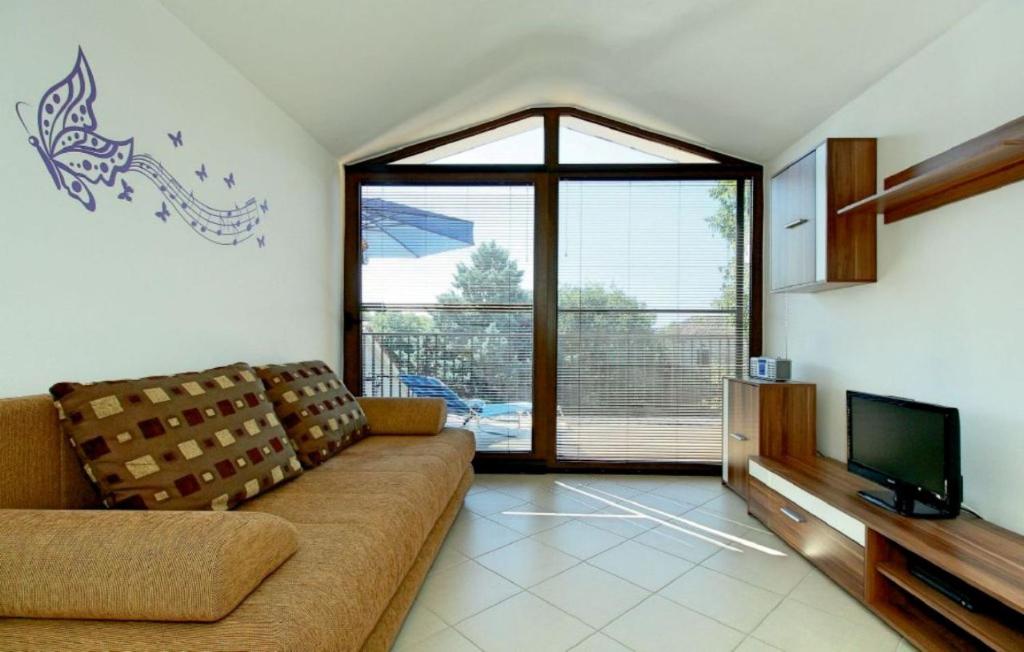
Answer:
849;394;949;493
847;391;960;515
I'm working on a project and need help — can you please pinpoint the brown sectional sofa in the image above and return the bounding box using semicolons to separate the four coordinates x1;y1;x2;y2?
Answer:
0;393;475;651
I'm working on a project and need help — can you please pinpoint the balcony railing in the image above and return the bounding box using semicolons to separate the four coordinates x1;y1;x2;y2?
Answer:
362;330;741;414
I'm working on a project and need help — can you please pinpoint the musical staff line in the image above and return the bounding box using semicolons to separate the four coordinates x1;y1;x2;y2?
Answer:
129;154;261;246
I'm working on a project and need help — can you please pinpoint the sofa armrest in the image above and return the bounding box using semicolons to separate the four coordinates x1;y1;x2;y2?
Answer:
357;397;447;436
0;509;297;622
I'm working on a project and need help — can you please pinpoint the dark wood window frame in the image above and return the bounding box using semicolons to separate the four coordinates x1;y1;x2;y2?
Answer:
344;107;763;474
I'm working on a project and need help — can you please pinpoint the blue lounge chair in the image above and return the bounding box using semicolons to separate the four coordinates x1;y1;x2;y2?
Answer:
398;374;531;426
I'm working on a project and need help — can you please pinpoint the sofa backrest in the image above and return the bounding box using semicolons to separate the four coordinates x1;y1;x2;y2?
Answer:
0;395;99;509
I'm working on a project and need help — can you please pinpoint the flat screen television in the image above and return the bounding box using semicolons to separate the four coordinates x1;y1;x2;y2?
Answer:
847;391;961;518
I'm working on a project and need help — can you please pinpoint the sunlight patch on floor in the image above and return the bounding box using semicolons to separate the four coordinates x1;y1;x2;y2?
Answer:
497;481;788;557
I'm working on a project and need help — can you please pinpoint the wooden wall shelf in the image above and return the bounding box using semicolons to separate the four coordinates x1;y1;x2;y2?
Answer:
838;115;1024;223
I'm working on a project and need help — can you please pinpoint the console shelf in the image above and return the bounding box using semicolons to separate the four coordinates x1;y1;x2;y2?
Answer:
875;560;1024;651
747;455;1024;651
837;115;1024;223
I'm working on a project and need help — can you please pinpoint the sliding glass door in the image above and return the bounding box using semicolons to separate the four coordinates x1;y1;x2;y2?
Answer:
556;180;750;463
345;107;762;469
358;185;535;453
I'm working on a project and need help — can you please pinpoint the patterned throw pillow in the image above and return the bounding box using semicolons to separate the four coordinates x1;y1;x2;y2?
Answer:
255;361;368;468
50;363;303;510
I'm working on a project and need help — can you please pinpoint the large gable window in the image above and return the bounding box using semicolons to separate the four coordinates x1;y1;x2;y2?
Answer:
346;107;762;471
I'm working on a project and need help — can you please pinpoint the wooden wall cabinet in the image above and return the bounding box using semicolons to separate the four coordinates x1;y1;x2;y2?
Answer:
722;378;816;498
770;138;877;292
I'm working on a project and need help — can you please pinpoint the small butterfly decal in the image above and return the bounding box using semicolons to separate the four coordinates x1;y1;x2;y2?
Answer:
257;235;266;248
168;130;183;147
15;47;134;211
223;172;235;189
155;201;170;222
260;199;269;213
117;178;134;202
195;163;207;182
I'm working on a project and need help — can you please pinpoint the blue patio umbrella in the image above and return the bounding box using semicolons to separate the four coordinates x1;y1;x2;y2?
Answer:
361;198;474;261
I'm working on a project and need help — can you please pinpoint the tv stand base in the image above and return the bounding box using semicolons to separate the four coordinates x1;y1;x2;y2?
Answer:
857;489;952;519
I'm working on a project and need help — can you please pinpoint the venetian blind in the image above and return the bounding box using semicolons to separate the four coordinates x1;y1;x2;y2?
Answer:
360;185;535;454
556;179;751;463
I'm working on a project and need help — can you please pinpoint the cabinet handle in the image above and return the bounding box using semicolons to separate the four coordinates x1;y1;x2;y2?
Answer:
780;506;805;523
729;433;748;441
785;218;809;229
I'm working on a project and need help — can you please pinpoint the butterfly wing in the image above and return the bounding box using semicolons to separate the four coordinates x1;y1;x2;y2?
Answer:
51;160;96;211
38;48;133;188
52;133;133;186
37;48;96;154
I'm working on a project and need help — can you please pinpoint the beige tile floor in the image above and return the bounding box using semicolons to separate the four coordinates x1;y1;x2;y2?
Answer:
393;474;914;652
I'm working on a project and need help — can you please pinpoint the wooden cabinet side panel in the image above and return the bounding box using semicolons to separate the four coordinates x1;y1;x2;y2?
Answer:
758;384;816;461
726;381;760;497
827;139;878;282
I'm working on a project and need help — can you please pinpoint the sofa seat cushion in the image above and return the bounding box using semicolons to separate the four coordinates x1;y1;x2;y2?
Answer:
0;510;297;622
0;430;475;651
239;428;474;536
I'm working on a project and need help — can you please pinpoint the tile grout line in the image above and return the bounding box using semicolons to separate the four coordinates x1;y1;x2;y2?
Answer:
653;566;784;641
449;478;741;650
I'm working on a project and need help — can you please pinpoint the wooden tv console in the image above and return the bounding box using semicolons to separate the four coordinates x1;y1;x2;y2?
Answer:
745;455;1024;651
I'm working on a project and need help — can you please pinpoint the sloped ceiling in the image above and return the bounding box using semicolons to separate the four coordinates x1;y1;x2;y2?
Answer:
161;0;982;164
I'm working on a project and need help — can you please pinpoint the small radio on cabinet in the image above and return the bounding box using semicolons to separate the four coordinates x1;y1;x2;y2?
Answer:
749;357;791;381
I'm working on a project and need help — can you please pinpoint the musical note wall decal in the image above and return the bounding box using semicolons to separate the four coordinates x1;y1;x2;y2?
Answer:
13;47;269;249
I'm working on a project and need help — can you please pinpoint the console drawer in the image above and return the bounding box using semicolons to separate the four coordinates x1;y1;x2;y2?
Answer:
749;476;865;598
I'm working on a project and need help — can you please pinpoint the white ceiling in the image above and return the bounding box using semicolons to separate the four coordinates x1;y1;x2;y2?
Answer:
161;0;982;164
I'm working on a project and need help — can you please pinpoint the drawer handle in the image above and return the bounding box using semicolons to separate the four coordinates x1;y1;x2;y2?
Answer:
780;506;805;523
785;218;809;229
729;433;748;441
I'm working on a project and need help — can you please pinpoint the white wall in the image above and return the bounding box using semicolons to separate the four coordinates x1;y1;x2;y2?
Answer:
0;0;341;396
765;0;1024;533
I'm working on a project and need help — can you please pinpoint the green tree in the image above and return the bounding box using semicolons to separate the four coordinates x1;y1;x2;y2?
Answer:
435;241;531;306
363;312;434;388
557;284;661;415
432;241;533;401
557;284;656;339
706;180;740;309
365;311;433;334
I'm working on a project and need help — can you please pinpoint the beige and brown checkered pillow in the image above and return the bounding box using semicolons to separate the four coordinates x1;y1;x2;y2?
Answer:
50;363;303;510
255;361;368;468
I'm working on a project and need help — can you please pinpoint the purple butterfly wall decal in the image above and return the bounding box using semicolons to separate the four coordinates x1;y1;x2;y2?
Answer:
15;48;134;212
117;178;134;201
155;202;170;222
17;48;269;251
